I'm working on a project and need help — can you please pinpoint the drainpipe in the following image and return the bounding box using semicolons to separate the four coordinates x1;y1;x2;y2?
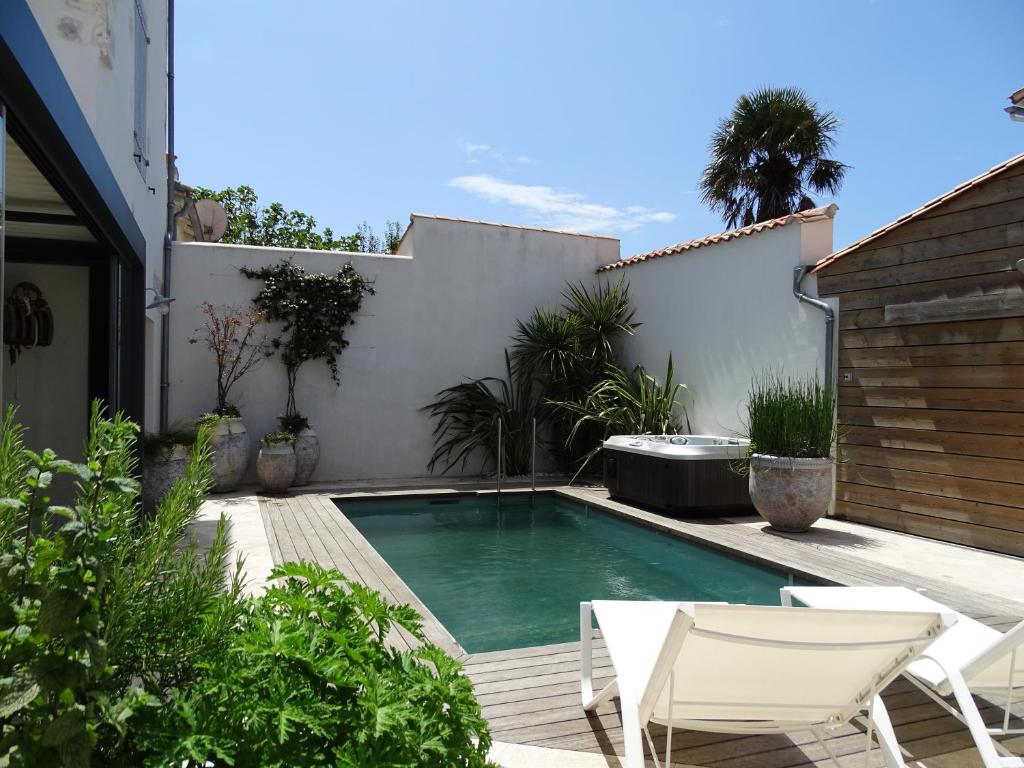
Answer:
159;0;174;433
793;266;834;390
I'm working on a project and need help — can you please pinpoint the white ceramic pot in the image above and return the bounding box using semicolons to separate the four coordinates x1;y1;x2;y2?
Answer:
257;443;296;494
292;427;319;486
209;417;250;493
749;454;833;533
142;443;190;514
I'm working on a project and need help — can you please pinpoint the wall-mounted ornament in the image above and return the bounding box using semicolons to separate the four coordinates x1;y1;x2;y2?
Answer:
62;0;113;68
4;283;55;365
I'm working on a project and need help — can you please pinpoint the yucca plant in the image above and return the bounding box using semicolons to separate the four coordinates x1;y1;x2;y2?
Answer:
744;371;836;459
553;355;689;473
560;279;638;371
425;352;546;476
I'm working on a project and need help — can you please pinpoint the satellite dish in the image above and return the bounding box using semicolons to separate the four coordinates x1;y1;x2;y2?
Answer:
193;199;228;242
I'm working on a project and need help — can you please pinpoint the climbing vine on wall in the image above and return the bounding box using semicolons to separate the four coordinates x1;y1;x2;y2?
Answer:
241;260;375;417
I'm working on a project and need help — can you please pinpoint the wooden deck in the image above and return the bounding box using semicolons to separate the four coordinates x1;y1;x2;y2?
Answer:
258;489;1024;766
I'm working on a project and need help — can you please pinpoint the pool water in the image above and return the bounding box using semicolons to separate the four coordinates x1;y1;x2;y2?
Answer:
339;494;804;653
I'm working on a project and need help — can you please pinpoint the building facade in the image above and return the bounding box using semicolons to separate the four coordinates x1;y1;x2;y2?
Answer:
0;0;168;458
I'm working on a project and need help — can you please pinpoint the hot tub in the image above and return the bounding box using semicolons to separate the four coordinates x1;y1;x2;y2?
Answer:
602;435;752;514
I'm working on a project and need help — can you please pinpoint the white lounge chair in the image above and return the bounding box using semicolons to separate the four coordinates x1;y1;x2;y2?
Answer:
580;600;951;768
782;585;1024;768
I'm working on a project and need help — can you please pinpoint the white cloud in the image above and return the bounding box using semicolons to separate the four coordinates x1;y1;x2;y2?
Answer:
449;175;676;233
459;140;532;165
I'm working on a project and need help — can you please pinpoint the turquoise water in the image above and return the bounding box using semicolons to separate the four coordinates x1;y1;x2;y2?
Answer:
339;495;804;653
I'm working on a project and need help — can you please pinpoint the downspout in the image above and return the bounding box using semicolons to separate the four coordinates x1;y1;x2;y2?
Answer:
159;0;174;433
793;266;834;390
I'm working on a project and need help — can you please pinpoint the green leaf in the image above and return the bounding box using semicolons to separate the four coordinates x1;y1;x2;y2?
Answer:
38;589;86;636
42;708;86;746
0;683;40;718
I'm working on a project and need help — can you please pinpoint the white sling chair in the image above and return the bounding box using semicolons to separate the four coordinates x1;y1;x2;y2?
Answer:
580;600;952;768
782;586;1024;768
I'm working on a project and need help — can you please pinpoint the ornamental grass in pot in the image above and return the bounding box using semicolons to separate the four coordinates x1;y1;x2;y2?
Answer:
744;372;837;532
257;431;297;493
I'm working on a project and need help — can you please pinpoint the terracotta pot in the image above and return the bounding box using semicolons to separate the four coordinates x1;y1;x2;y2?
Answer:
749;454;833;533
292;427;319;486
257;443;296;494
142;443;190;514
209;417;250;493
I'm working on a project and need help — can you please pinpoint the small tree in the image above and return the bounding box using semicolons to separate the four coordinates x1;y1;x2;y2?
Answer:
241;260;375;418
193;185;360;250
190;302;269;417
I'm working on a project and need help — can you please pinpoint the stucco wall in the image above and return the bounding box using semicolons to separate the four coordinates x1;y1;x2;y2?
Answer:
616;220;836;438
2;263;89;462
167;217;618;481
27;0;169;429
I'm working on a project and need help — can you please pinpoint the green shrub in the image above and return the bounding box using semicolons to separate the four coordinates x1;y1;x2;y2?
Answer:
1;406;498;768
138;561;498;768
552;355;689;474
426;352;545;476
0;403;241;767
744;371;836;459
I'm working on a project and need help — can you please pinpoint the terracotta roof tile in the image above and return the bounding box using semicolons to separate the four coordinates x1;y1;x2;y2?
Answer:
812;151;1024;273
596;204;838;273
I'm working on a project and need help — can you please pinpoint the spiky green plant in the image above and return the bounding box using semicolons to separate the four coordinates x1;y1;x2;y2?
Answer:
744;371;837;459
552;355;689;474
425;352;546;476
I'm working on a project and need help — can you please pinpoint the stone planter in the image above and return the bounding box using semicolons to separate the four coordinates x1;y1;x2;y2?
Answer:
142;444;190;514
257;442;296;494
292;427;320;487
749;454;833;533
209;417;250;493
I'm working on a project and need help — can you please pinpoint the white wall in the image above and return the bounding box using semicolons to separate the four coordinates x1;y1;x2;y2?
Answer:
616;218;836;438
27;0;169;428
2;263;89;461
168;216;618;481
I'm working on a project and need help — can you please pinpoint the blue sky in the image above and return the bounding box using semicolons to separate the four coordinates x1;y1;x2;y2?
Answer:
175;1;1023;258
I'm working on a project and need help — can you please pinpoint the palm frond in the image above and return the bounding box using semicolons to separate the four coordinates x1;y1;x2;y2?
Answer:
698;86;848;227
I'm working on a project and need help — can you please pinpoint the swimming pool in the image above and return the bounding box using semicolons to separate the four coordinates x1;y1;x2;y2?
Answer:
338;494;807;653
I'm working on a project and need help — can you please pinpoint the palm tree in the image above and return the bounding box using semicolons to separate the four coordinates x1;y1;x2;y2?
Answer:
699;87;849;228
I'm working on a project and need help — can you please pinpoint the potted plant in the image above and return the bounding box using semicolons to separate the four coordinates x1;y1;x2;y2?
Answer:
242;260;374;486
744;372;837;532
256;431;296;493
279;412;319;486
141;427;196;513
191;301;269;492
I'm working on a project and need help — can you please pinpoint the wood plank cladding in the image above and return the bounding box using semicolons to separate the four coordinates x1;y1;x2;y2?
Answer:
817;158;1024;556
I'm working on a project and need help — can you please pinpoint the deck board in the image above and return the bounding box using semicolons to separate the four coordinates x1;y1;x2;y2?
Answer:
257;489;1024;766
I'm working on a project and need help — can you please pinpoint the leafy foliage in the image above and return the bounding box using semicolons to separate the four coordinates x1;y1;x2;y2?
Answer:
260;431;295;448
277;412;310;436
192;186;361;251
241;260;375;417
191;186;405;256
744;371;837;459
189;301;270;416
356;220;405;255
0;403;241;767
426;353;546;476
427;279;659;476
552;355;689;471
1;407;498;767
698;86;848;228
136;561;497;768
141;426;197;461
